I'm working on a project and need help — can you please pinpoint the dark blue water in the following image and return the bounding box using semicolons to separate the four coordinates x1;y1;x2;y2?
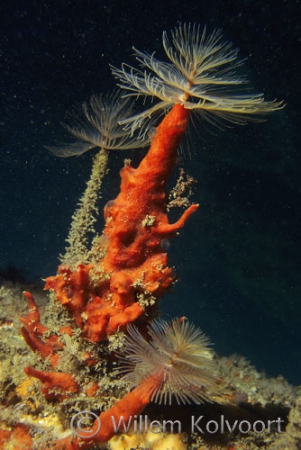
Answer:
1;0;300;384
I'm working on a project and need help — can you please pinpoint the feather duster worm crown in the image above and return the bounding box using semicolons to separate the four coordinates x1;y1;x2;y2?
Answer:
111;23;284;134
118;318;218;405
46;90;150;157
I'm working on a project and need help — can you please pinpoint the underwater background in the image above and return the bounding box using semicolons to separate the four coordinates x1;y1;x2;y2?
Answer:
0;0;300;385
